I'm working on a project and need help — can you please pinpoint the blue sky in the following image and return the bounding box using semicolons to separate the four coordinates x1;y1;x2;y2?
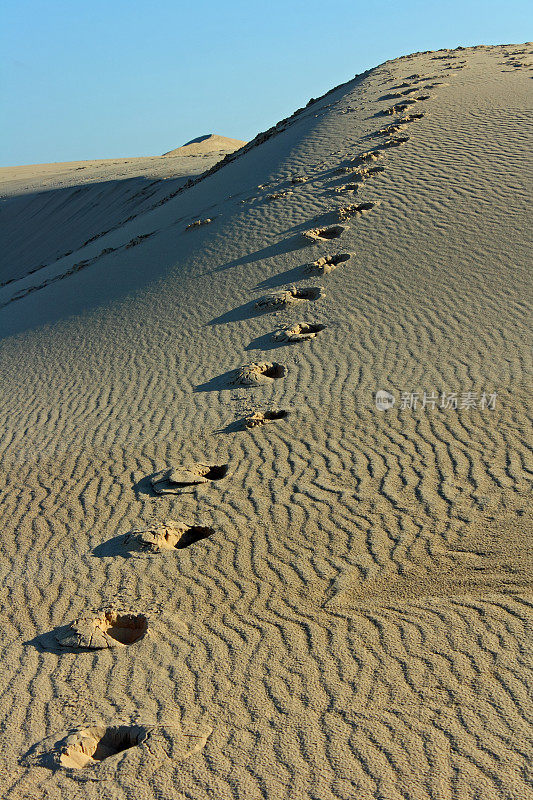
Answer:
1;0;531;166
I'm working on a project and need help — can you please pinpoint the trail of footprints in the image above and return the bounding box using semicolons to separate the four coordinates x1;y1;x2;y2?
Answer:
34;67;451;772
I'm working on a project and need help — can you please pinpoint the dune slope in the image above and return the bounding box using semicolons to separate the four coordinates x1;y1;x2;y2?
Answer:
0;44;532;800
0;145;240;287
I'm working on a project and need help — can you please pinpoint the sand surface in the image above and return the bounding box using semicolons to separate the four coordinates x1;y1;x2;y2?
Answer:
0;44;532;799
0;138;244;289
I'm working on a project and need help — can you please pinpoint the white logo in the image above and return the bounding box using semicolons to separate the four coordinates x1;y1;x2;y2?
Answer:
375;390;395;411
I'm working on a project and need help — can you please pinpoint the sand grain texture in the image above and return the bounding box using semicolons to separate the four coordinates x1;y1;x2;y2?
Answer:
0;44;532;800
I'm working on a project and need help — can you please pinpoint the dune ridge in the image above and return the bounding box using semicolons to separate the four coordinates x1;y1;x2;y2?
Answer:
0;43;532;799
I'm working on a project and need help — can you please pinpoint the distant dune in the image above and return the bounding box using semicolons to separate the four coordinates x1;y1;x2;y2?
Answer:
0;43;532;800
162;133;246;157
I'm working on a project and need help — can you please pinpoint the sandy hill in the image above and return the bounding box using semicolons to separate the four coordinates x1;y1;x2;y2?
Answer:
0;44;532;800
162;133;246;157
0;141;243;288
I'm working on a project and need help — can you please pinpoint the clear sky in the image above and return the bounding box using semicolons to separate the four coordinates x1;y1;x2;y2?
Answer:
1;0;531;166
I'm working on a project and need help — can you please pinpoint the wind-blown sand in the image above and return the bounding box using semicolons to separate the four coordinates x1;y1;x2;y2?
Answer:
0;44;532;799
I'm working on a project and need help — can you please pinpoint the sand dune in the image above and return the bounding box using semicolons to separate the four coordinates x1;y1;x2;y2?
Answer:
162;133;246;157
0;43;532;799
0;143;240;288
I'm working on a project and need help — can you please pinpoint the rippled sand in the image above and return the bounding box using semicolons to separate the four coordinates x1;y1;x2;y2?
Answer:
0;43;531;800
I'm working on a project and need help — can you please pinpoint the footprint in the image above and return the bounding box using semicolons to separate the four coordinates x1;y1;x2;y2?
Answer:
377;113;424;135
383;100;417;115
185;218;212;231
332;183;359;194
56;611;148;649
266;190;293;201
303;225;345;242
379;135;409;148
352;165;385;182
305;253;351;274
125;521;215;551
151;464;229;493
233;362;286;385
255;286;324;309
337;202;377;222
376;123;402;136
244;410;289;428
59;725;149;769
273;322;326;342
401;112;425;121
351;150;383;165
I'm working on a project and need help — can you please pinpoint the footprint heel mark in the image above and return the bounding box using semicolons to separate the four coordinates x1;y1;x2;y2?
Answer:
244;409;289;428
254;286;324;310
56;611;149;650
125;521;215;551
170;526;215;549
59;725;149;769
303;225;345;242
151;463;229;494
233;361;286;385
274;323;326;342
305;252;351;274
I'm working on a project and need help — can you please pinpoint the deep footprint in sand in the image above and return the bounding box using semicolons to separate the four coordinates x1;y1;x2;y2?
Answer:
125;520;215;551
303;225;345;242
56;611;149;649
274;322;326;342
255;286;324;309
151;464;229;493
59;725;149;769
54;722;212;770
305;252;351;274
244;409;289;428
233;362;286;385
